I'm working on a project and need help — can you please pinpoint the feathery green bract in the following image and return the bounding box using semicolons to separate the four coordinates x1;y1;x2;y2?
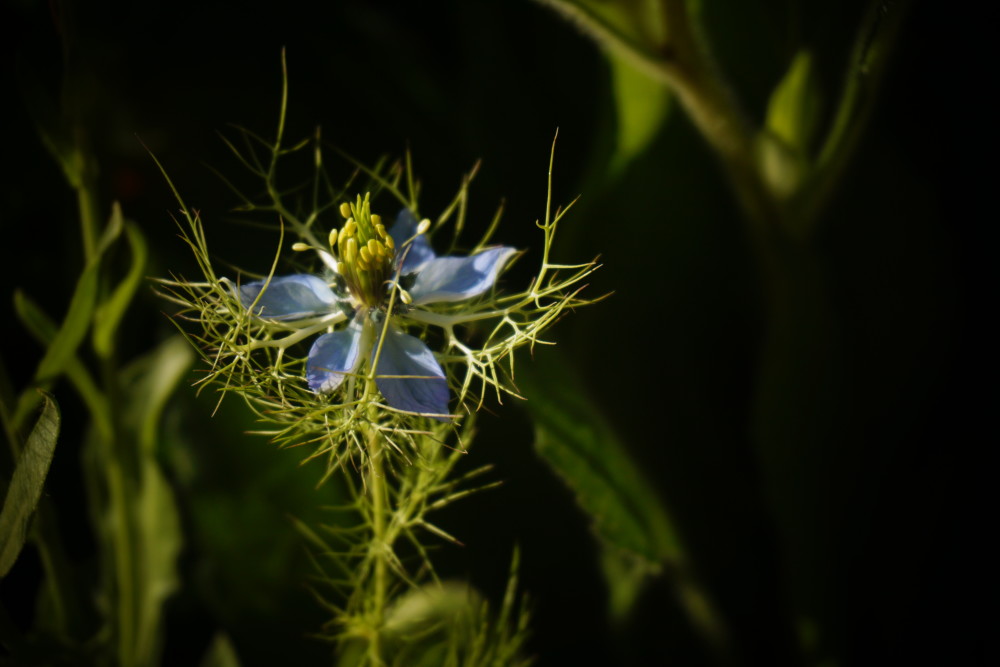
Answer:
155;103;600;475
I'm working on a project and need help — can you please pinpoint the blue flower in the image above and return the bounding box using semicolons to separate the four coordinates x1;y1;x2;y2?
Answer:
238;204;516;419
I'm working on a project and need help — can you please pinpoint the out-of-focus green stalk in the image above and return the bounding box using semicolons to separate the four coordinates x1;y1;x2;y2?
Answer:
367;420;388;666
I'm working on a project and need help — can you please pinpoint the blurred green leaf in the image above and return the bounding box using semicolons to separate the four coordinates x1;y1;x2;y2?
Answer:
200;633;242;667
521;353;728;647
25;258;98;386
519;352;682;616
124;336;194;456
93;213;147;360
0;393;60;578
132;458;182;665
521;352;681;564
124;337;192;664
608;51;671;176
10;203;127;430
766;51;822;155
83;337;191;666
14;291;112;442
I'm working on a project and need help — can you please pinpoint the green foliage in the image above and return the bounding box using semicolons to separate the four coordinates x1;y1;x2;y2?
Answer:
0;393;60;578
199;634;242;667
334;555;531;667
766;51;822;156
520;352;725;643
608;51;672;176
522;354;680;565
94;219;150;360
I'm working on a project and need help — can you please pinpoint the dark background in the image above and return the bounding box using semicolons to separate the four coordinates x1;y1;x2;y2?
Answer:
1;1;990;665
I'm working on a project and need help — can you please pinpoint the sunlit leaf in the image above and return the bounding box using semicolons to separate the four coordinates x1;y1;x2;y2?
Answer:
0;393;60;578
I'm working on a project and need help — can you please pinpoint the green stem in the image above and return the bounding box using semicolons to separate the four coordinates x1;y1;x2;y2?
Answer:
369;437;387;664
535;0;779;233
364;378;389;666
76;161;100;263
99;353;138;667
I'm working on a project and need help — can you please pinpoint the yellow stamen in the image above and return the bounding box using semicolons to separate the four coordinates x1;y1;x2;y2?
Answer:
291;242;310;252
328;228;338;248
339;202;352;219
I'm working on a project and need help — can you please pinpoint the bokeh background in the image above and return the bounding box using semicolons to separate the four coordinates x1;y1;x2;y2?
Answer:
1;1;989;665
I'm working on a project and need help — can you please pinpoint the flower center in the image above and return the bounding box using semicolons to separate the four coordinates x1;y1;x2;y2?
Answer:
335;193;396;308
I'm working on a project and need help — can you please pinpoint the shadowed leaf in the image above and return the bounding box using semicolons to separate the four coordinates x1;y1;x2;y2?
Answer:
0;393;60;577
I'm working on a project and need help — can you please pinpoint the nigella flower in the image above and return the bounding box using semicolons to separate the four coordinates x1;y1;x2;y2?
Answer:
237;195;516;419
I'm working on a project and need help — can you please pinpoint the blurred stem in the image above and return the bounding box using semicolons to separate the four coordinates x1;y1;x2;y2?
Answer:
364;380;388;666
101;352;139;667
76;159;100;263
59;2;141;658
794;0;907;231
536;0;777;232
539;0;904;242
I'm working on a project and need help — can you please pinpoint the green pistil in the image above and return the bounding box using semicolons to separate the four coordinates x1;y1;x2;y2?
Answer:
336;193;396;307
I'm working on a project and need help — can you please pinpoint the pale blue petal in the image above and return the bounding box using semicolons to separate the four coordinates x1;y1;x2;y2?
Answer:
239;274;337;321
373;326;450;419
408;247;517;305
307;323;363;393
389;209;436;274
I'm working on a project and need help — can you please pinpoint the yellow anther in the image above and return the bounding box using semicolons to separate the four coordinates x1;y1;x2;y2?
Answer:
417;218;431;235
385;235;395;250
367;239;381;259
328;228;338;248
339;202;352;219
371;213;382;227
342;220;357;237
344;238;358;264
291;242;310;252
359;246;372;265
375;224;387;239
